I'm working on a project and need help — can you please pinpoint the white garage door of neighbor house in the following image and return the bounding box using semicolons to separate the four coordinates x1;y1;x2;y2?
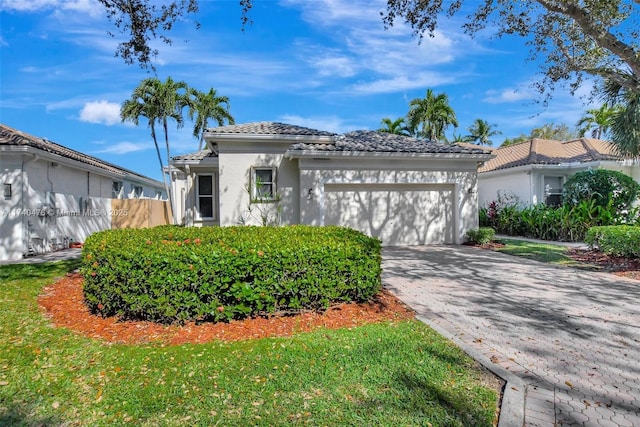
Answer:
323;183;454;246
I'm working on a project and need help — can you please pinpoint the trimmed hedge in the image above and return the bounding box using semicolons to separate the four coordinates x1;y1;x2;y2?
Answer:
81;225;382;324
585;226;640;258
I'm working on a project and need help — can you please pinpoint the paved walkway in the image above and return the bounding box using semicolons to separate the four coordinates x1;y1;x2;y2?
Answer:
0;248;82;265
383;245;640;427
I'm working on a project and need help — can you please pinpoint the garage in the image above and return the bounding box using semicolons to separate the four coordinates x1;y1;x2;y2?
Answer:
323;183;455;246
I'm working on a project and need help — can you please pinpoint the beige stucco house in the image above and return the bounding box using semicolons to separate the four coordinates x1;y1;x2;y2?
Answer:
0;124;167;261
478;138;640;207
170;122;493;246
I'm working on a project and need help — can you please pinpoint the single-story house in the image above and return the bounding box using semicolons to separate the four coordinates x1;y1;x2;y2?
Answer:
0;124;167;261
170;122;494;246
478;138;640;207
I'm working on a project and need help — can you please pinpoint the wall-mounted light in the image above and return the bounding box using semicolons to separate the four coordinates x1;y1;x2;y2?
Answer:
4;183;12;200
307;188;314;201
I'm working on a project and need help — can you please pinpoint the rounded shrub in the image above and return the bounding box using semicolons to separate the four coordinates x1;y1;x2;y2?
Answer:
562;169;640;212
81;225;382;324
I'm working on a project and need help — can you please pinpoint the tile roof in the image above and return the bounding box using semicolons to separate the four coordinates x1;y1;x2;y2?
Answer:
172;150;217;161
289;130;492;154
173;125;493;162
0;124;163;185
205;121;337;137
479;138;621;173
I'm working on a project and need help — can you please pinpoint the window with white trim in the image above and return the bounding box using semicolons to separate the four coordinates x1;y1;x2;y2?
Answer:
252;167;276;202
197;175;215;219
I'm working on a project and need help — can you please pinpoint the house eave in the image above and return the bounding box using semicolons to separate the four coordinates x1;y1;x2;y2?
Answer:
1;145;164;188
479;159;623;177
286;150;494;161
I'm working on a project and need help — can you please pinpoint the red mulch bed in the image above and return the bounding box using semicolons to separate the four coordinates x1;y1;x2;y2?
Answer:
38;273;415;346
565;248;640;281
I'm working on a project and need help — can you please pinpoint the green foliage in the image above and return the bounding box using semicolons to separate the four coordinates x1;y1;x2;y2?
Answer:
585;226;640;258
0;258;499;427
562;169;640;214
383;1;640;103
81;225;382;324
482;189;639;242
464;227;495;245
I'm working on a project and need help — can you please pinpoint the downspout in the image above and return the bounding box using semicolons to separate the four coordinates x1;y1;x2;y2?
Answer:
184;165;191;226
22;154;39;257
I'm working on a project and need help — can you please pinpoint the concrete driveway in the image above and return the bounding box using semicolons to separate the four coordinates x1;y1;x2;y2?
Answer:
383;245;640;427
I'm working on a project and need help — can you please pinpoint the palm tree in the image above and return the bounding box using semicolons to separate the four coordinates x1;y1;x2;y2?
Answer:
407;89;458;141
121;76;191;223
602;76;640;158
189;88;235;151
449;132;467;142
576;104;619;139
464;119;502;146
378;117;410;136
529;123;577;141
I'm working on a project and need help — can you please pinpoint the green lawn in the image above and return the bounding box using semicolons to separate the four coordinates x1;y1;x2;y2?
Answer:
493;238;592;268
1;261;499;426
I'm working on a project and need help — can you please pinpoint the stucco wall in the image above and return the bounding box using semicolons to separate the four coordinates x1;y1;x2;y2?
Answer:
298;157;479;244
479;169;531;208
0;153;166;260
0;155;25;261
217;142;299;226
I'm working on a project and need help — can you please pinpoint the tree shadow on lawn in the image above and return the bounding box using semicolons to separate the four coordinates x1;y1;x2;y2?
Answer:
0;402;63;427
355;369;497;427
0;260;81;282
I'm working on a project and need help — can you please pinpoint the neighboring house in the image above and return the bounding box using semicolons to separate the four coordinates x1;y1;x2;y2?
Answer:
478;138;640;207
0;124;167;261
170;122;493;246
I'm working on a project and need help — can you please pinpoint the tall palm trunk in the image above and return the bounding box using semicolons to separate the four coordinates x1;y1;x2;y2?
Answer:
162;118;176;224
150;124;173;223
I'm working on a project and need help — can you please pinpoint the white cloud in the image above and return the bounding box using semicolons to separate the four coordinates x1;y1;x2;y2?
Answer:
96;141;148;155
483;88;535;104
79;100;121;125
351;72;458;94
2;0;101;16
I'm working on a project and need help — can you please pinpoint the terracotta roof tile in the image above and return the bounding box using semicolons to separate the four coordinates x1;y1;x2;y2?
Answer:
480;138;620;172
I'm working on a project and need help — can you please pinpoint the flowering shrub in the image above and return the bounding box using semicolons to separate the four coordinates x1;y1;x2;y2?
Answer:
82;225;382;324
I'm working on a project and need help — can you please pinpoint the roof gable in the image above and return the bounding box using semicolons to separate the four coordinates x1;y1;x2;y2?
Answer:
479;138;621;173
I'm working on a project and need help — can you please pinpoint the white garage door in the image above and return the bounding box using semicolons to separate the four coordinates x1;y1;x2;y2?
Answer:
324;183;454;246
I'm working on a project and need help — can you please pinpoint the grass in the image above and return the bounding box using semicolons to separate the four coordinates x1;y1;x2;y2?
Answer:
493;238;591;268
0;261;498;426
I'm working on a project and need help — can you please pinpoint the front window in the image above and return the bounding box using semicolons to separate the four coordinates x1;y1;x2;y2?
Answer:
544;176;563;207
252;167;276;201
197;175;215;219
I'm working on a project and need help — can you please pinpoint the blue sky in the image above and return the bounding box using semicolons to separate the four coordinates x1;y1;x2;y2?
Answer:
1;0;597;181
